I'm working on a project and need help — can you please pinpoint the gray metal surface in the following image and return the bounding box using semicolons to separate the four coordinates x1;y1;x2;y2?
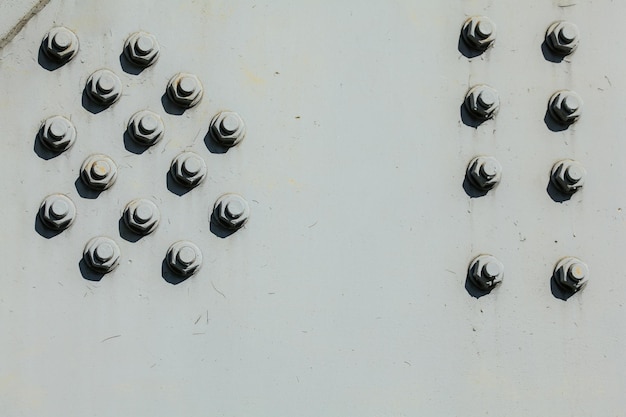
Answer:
1;1;625;415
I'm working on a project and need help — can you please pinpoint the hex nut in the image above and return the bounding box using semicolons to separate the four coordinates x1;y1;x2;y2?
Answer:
554;257;588;292
467;156;502;191
461;16;497;51
166;241;203;277
166;73;203;108
548;90;582;125
39;194;76;231
38;116;76;152
127;110;164;146
123;199;160;235
170;152;207;188
469;255;504;291
83;236;120;273
465;85;500;120
85;69;122;105
124;31;160;67
80;154;118;191
213;193;250;230
551;159;586;194
42;26;79;63
546;21;579;55
210;111;247;147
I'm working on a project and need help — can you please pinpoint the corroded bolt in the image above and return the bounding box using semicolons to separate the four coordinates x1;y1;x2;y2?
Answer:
461;16;497;51
554;257;588;292
42;26;79;63
80;154;118;191
170;152;207;188
86;69;122;105
38;116;76;152
548;90;582;125
124;31;160;67
467;156;502;191
123;199;160;235
213;193;250;230
83;236;120;273
210;111;246;147
166;241;203;277
166;73;203;108
469;254;504;291
551;159;586;194
546;21;580;55
127;110;164;146
465;85;500;120
39;194;76;231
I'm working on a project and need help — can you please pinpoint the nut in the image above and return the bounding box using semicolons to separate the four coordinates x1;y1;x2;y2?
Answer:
42;26;79;63
170;152;207;188
546;21;579;55
551;159;585;194
166;241;203;277
166;73;203;108
39;194;76;231
554;257;588;292
85;69;122;105
124;31;160;67
467;156;502;191
469;254;504;291
461;16;497;51
38;116;76;152
465;85;500;120
83;237;120;273
548;90;582;125
127;110;164;146
80;154;118;191
210;111;246;147
213;194;250;230
123;199;160;235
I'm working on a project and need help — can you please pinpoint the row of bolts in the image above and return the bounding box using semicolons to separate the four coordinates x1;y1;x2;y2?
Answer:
37;27;249;278
462;16;588;295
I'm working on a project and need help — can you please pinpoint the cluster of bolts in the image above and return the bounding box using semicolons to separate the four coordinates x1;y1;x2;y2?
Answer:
37;27;251;278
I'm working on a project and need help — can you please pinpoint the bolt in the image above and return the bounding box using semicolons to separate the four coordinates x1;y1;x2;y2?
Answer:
210;111;247;147
554;257;588;292
123;198;160;235
170;152;207;188
213;193;250;230
86;69;122;106
469;254;504;291
548;90;583;125
465;85;500;120
546;21;579;55
39;116;76;153
461;16;497;51
467;156;502;191
124;31;160;67
127;110;164;146
42;26;79;63
83;237;120;273
166;73;203;108
39;194;76;231
80;154;118;191
551;159;585;194
166;241;203;277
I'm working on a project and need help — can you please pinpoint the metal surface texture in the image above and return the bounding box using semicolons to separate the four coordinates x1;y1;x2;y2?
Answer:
1;0;625;415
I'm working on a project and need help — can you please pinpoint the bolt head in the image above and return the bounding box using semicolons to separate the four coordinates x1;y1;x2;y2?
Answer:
214;194;250;230
166;241;203;277
548;90;583;124
469;255;504;291
554;257;588;292
546;21;579;55
39;194;76;231
551;159;585;194
123;199;160;235
465;85;500;120
167;73;203;108
42;27;79;62
462;16;497;51
80;154;118;191
210;111;247;147
40;116;76;152
128;110;164;146
467;156;502;191
170;152;207;188
124;31;160;66
84;237;120;273
86;69;122;105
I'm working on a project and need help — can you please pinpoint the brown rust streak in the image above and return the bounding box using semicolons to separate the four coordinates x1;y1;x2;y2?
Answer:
0;0;52;50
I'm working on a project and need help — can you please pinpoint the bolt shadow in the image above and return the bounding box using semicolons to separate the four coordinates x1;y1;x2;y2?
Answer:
34;214;63;239
457;35;484;59
464;273;492;299
79;258;104;281
210;214;237;238
166;170;193;196
551;275;575;301
204;130;229;154
463;177;489;198
123;131;149;155
460;103;487;128
161;259;188;285
81;89;109;115
161;93;185;116
544;108;569;132
118;217;145;243
37;46;66;71
33;133;60;160
546;179;573;203
74;177;102;199
541;41;565;63
119;52;145;76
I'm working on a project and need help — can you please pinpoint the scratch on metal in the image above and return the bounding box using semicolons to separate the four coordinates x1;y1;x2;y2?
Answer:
0;0;52;51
